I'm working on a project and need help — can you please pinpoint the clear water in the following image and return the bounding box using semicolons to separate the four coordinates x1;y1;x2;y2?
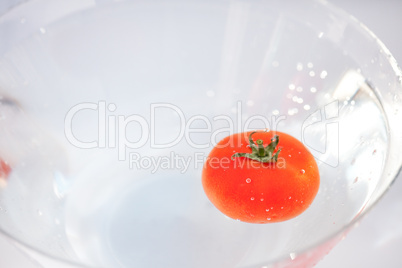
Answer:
0;1;389;268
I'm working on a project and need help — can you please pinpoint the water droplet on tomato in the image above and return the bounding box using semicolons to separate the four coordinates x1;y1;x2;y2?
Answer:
267;218;271;221
246;178;251;183
289;196;292;199
260;198;264;201
250;197;255;201
300;169;305;174
281;207;284;209
266;208;270;212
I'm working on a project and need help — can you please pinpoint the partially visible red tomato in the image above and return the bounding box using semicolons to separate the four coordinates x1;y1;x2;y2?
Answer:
202;131;320;224
0;159;11;181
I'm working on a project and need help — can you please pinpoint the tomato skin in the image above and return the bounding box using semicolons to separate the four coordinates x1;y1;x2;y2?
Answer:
202;131;320;224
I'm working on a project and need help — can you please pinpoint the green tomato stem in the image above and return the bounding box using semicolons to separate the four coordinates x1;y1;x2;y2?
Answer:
231;132;281;163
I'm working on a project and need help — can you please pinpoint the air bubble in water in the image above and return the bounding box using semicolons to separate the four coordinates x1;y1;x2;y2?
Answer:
320;70;328;79
289;84;296;90
288;108;298;116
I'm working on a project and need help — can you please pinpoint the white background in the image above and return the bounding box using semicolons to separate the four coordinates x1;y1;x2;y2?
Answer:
0;0;402;267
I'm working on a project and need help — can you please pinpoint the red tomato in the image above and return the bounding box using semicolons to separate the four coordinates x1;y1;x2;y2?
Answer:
202;131;320;224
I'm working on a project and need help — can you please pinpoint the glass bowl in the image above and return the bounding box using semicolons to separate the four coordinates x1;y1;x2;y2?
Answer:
0;0;401;267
